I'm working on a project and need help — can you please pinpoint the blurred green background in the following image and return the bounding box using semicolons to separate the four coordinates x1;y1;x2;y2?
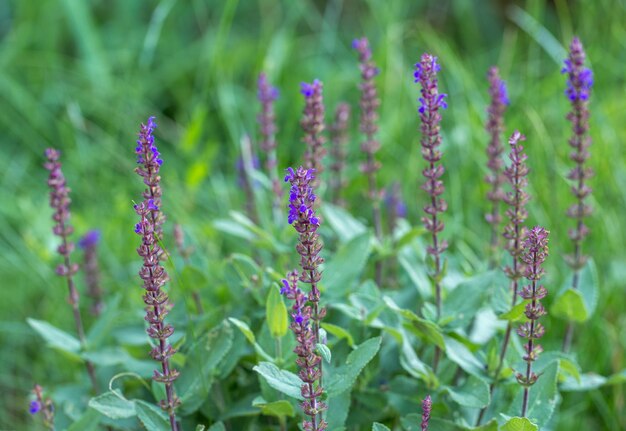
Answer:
0;0;624;428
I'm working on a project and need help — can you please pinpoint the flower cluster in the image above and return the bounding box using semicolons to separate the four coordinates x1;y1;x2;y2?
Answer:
421;395;432;431
78;230;104;316
329;103;351;206
485;67;509;261
257;73;283;207
516;227;549;417
414;53;448;318
562;37;593;272
300;80;326;187
29;385;54;430
281;271;327;431
133;117;180;430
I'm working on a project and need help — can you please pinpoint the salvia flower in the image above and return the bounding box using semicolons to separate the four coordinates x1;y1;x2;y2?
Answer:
414;53;448;318
78;229;104;316
284;166;327;430
516;227;550;417
281;271;327;431
300;80;326;190
257;72;283;217
329;103;351;207
133;117;180;430
44;148;99;392
30;385;54;430
485;67;509;264
421;395;432;431
353;36;384;284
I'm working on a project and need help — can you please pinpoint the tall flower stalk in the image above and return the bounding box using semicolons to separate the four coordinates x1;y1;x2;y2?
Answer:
300;80;326;192
258;72;282;221
78;230;104;317
561;37;594;353
516;226;550;417
421;395;432;431
414;53;448;371
477;130;530;425
284;166;327;430
133;117;180;431
353;37;384;285
329;103;350;207
485;67;509;267
29;384;54;430
44;148;99;393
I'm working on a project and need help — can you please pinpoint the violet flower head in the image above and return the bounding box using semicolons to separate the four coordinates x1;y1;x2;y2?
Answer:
414;53;448;321
29;401;41;415
133;117;180;429
516;227;550;417
421;395;432;431
31;385;54;429
257;72;282;212
300;80;326;185
485;67;509;259
329;103;351;206
79;229;104;316
562;38;593;102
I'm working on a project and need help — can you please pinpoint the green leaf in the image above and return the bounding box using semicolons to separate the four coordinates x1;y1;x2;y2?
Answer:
561;373;607;391
179;265;209;294
401;414;497;430
326;337;381;396
228;317;273;361
266;284;288;338
578;259;599;316
372;423;391;431
135;400;170;431
86;294;121;347
442;271;498;329
325;389;351;430
27;318;81;353
444;337;487;379
510;362;559;427
444;375;490;408
498;301;529;322
322;203;367;243
324;232;371;298
553;259;599;322
321;322;355;347
500;417;538;431
195;426;206;431
207;422;226;431
398;246;431;298
88;390;136;419
552;289;588;322
252;398;295;418
317;343;332;364
66;408;101;431
383;296;445;349
253;362;303;400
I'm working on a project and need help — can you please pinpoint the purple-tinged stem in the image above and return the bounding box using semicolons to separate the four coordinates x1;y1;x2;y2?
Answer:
78;230;104;317
414;53;448;372
133;117;180;431
517;227;549;417
44;148;99;394
353;37;384;285
421;395;432;431
561;37;593;353
485;66;509;268
300;80;326;193
329;103;351;207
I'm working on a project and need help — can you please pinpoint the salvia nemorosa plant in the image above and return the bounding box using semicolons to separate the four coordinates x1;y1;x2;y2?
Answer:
414;53;448;371
477;130;530;425
561;37;594;353
257;72;283;220
300;80;326;192
30;384;54;430
173;223;203;314
421;395;432;431
284;166;327;430
78;230;104;317
353;37;384;284
44;148;99;393
133;117;180;430
329;102;351;207
485;66;509;267
516;226;550;417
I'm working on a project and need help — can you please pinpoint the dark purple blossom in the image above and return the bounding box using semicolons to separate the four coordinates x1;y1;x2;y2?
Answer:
421;395;432;431
79;229;104;316
516;227;550;417
562;38;593;102
30;385;54;429
329;103;351;207
29;401;41;415
300;80;326;190
134;117;180;430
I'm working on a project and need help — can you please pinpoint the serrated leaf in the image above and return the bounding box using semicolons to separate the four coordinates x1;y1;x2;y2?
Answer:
552;289;587;322
322;203;366;243
88;390;136;419
324;232;372;298
317;343;332;364
27;318;81;353
66;408;101;431
266;284;288;338
321;322;355;347
443;271;498;329
445;375;490;408
560;373;607;391
228;317;273;361
498;301;528;322
500;417;538;431
207;422;226;431
383;296;445;349
444;337;487;379
253;362;303;400
372;423;391;431
510;362;558;427
326;337;381;396
253;398;295;418
135;400;169;431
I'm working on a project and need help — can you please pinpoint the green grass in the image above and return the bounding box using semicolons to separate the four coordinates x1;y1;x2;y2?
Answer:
0;0;624;429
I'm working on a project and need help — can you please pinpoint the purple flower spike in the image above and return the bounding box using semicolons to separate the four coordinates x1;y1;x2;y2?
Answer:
329;103;351;207
421;395;432;431
31;385;54;428
79;229;104;316
133;117;180;430
516;226;550;418
300;80;326;190
485;67;509;265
